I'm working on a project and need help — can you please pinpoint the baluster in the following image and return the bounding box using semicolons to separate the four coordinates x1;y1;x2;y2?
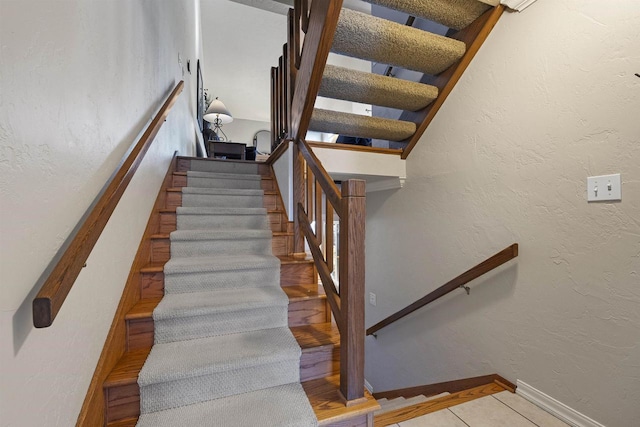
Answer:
270;67;277;150
325;199;334;272
292;142;306;256
306;164;314;221
315;180;323;245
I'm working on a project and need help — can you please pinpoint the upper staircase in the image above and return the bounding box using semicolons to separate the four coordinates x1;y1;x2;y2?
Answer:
272;0;504;157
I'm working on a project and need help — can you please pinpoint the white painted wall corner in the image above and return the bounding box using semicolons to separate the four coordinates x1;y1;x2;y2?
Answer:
517;380;606;427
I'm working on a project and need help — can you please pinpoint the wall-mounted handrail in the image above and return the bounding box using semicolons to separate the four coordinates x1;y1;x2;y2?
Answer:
366;243;519;337
32;81;185;328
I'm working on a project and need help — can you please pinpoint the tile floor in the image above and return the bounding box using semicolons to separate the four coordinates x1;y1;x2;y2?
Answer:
388;391;570;427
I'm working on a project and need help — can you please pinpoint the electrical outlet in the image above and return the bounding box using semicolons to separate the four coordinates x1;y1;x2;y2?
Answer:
369;292;377;306
587;174;621;202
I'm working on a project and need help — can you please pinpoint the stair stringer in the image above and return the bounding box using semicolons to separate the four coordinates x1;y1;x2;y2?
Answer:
76;153;180;427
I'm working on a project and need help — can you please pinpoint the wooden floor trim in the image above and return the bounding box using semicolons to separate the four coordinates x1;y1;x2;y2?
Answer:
373;374;515;400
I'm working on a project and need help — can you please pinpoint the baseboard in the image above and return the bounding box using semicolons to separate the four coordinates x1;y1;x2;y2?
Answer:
516;380;605;427
364;379;374;394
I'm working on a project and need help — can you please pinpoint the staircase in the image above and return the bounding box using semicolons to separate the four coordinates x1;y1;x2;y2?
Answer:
272;0;504;157
102;157;377;426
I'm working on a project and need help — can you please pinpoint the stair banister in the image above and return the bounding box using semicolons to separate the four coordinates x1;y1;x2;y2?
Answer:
366;243;519;337
32;81;184;328
296;138;366;403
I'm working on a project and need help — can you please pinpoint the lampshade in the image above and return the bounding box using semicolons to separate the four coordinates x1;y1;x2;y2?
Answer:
203;98;233;124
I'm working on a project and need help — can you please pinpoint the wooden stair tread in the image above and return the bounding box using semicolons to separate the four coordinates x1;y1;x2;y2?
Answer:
125;298;161;320
278;255;314;264
283;284;326;302
303;374;379;425
373;382;507;426
140;262;165;273
291;323;339;349
104;348;150;387
158;207;287;214
106;418;138;427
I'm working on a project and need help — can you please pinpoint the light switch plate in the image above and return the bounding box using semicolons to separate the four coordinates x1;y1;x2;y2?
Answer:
587;174;621;202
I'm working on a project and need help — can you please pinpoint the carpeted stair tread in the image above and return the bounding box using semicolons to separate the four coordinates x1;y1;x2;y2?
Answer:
169;229;273;257
163;255;281;294
320;64;438;112
186;170;263;190
365;0;492;31
153;286;288;321
181;186;264;196
176;207;270;231
164;253;280;274
176;206;267;215
136;383;317;427
333;8;466;75
188;159;259;175
170;228;272;241
186;170;262;181
310;108;416;141
139;327;301;386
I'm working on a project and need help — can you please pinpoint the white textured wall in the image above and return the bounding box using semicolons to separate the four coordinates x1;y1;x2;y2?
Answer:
201;0;286;122
273;141;294;221
222;118;270;145
364;2;640;426
0;1;202;425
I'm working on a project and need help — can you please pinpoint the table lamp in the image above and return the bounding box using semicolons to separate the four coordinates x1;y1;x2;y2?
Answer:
204;97;233;141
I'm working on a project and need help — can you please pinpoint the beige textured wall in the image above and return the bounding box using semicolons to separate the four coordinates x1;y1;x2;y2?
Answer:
0;1;201;425
364;1;640;426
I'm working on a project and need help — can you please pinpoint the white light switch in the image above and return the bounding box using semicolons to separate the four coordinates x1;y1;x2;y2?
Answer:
369;292;377;306
587;174;621;202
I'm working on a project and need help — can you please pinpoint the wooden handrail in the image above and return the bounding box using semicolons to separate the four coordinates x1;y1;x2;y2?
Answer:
289;0;343;140
271;0;363;404
32;81;184;328
366;243;518;337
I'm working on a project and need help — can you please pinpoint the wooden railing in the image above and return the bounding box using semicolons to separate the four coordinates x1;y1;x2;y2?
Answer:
366;243;519;337
271;0;343;148
32;81;184;328
270;0;365;402
297;138;365;403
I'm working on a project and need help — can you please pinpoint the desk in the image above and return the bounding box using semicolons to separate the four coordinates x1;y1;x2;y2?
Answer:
209;141;246;160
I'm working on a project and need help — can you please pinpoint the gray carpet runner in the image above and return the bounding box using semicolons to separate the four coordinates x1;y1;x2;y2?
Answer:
319;64;438;112
365;0;491;30
310;108;416;142
308;0;492;143
137;159;317;427
333;8;466;76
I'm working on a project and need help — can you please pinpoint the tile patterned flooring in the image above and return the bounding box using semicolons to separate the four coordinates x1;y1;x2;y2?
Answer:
387;391;570;427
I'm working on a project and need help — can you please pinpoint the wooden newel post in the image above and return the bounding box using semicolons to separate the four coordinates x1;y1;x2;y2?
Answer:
292;140;306;257
339;179;366;403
